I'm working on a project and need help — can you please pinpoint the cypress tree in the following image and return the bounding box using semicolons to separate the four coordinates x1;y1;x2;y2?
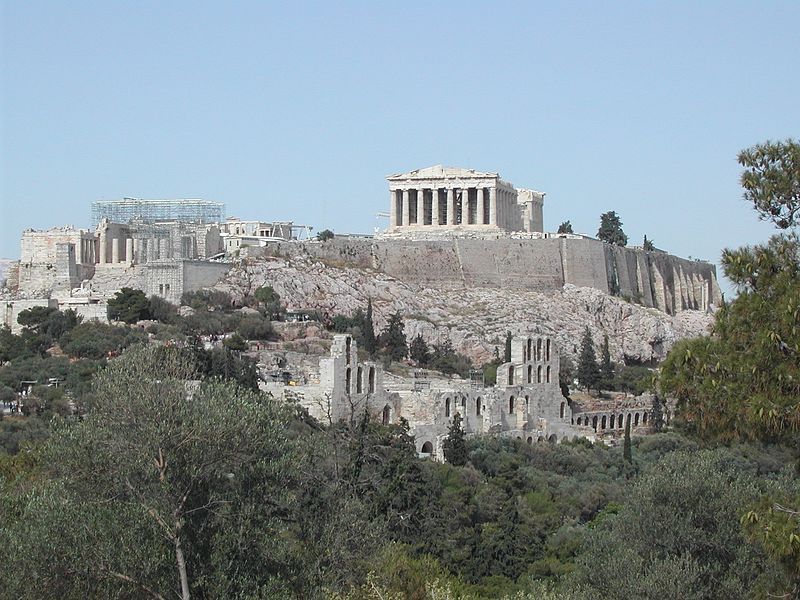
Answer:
362;298;377;356
600;334;615;390
623;419;632;463
442;412;468;466
504;331;512;363
577;327;601;393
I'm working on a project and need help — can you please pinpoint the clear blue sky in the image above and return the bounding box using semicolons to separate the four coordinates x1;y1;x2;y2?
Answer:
2;1;798;295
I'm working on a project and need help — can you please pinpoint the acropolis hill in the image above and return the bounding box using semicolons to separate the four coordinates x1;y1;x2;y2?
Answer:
3;166;720;364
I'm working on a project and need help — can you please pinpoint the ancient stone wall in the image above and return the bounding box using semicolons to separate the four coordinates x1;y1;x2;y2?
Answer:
263;237;720;314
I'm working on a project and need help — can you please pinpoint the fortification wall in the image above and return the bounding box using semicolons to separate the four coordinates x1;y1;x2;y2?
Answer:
261;237;720;314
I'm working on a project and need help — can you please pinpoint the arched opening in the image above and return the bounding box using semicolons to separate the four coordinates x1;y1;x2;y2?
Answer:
527;365;532;383
537;365;542;383
345;337;351;364
626;413;631;428
548;433;557;444
527;436;533;444
525;395;529;410
382;404;391;425
634;412;640;426
601;415;607;430
527;338;532;362
560;402;565;419
421;441;433;455
576;416;582;426
546;365;551;383
356;366;363;393
618;414;623;428
476;397;482;416
537;436;545;443
546;339;551;361
368;367;376;393
537;338;542;361
508;365;515;385
509;396;515;414
643;412;648;424
345;368;351;394
592;416;598;431
461;397;466;412
445;398;451;418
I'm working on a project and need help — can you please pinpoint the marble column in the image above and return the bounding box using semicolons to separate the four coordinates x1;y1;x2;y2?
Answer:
489;187;497;226
432;188;440;225
477;188;486;225
461;188;469;225
126;238;134;264
417;188;425;226
389;190;397;228
446;188;455;225
99;236;108;264
402;189;410;226
111;238;120;263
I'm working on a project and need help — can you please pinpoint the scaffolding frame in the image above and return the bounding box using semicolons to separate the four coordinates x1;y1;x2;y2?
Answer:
91;198;225;227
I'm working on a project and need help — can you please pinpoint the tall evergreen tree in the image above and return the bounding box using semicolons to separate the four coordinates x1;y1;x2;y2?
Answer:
504;331;512;363
577;327;601;393
597;211;628;246
442;412;467;466
557;221;574;234
362;298;377;356
600;335;614;389
623;419;632;463
379;312;407;362
409;334;430;366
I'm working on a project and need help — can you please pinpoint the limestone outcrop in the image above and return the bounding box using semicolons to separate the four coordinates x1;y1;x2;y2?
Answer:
215;254;713;366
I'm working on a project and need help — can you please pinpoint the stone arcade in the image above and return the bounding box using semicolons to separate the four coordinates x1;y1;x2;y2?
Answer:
264;333;622;460
386;165;544;233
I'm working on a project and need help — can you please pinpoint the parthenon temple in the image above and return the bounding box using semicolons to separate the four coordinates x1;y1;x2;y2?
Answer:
386;165;544;233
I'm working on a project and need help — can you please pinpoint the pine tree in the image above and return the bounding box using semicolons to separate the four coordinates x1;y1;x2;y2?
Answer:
600;334;614;390
643;235;655;252
504;331;512;363
362;298;377;356
577;327;601;393
557;221;574;234
379;312;407;362
623;419;632;463
442;412;468;466
409;334;430;366
597;211;628;246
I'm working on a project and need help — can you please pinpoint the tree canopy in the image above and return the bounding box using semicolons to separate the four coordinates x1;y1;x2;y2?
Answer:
597;211;628;246
738;139;800;229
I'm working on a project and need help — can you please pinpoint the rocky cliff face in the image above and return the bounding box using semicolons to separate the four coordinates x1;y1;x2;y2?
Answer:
215;254;712;366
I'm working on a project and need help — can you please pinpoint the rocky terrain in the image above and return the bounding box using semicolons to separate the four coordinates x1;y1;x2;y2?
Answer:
215;254;713;366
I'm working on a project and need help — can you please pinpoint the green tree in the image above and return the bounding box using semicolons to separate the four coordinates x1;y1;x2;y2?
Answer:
599;335;614;389
254;285;282;318
362;298;377;356
108;287;151;323
597;211;628;246
570;450;793;599
576;328;601;393
0;345;310;599
379;312;407;362
442;412;468;467
504;331;512;363
623;420;632;463
16;306;57;331
557;221;574;234
643;235;655;251
738;139;800;229
317;229;335;242
409;333;430;366
223;332;248;352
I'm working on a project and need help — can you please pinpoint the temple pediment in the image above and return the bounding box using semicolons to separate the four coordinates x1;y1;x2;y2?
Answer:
387;165;500;181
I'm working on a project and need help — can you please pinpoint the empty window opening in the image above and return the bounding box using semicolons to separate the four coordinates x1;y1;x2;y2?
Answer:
356;366;363;393
382;404;391;425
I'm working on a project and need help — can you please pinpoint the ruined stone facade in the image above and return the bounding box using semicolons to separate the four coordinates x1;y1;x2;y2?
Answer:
386;165;544;234
266;333;589;460
17;220;229;303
